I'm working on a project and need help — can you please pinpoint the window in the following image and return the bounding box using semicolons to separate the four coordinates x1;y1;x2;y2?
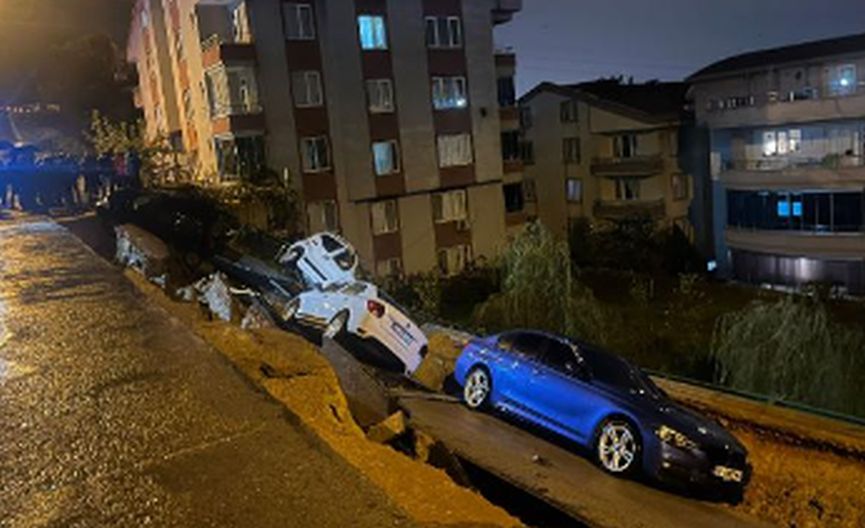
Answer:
376;258;403;277
425;16;462;48
214;135;266;181
563;137;581;164
497;77;516;107
762;131;777;156
521;141;535;164
366;79;394;113
520;106;533;128
284;3;315;40
300;136;331;172
523;179;537;202
763;128;802;156
291;71;323;107
432;76;468;110
499;331;545;357
437;134;473;167
357;15;387;50
432;190;468;223
560;100;578;123
372;140;400;175
437;245;471;276
727;190;864;233
829;64;857;96
371;200;399;235
672;173;688;201
503;183;524;213
615;178;641;201
614;134;638;158
789;129;802;153
501;131;520;161
542;340;580;375
566;179;582;203
307;200;340;232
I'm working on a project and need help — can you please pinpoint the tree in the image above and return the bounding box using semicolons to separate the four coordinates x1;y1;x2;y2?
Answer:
711;296;865;417
475;221;607;342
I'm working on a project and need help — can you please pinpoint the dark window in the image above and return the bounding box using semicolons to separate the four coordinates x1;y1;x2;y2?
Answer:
320;234;344;252
580;346;641;391
521;141;534;164
727;190;863;233
215;135;265;181
499;332;545;357
503;183;524;213
497;77;516;107
501;131;520;161
541;339;578;373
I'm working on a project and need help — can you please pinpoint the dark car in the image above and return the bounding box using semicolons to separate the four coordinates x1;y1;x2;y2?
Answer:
100;188;239;265
454;329;751;494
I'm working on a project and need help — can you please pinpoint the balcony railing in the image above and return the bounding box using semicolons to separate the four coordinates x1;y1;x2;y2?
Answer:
590;155;664;176
724;154;865;172
211;101;262;118
593;198;666;220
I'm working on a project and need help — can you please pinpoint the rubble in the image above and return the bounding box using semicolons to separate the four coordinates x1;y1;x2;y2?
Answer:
114;224;169;279
412;333;464;391
241;299;276;330
366;411;408;444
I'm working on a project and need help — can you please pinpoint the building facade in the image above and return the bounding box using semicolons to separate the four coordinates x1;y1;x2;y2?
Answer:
127;0;526;277
519;80;693;240
689;33;865;294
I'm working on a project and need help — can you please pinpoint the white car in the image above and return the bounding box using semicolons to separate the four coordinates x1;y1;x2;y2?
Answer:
277;232;358;289
283;281;428;375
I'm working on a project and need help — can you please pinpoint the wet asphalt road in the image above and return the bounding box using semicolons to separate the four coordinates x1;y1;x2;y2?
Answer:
0;217;413;527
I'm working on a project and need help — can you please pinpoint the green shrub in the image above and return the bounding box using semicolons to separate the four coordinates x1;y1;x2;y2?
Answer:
711;296;865;417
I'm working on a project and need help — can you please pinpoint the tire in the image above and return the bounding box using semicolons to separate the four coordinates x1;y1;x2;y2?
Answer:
463;366;492;410
323;310;348;340
595;418;641;476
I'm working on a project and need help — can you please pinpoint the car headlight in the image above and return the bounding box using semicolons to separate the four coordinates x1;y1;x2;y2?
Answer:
656;425;699;450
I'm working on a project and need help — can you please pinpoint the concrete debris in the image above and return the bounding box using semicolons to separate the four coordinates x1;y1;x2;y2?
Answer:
366;410;408;444
195;272;235;322
242;299;276;330
175;285;197;302
114;224;169;279
531;454;551;467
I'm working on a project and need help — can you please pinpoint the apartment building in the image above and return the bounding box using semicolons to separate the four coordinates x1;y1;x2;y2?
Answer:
128;0;524;277
689;33;865;294
519;80;693;240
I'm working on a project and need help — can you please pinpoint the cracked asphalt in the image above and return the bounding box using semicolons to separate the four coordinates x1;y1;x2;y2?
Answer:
0;217;413;527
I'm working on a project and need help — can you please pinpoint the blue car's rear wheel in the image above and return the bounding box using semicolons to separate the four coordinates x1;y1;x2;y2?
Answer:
596;419;640;475
464;367;491;410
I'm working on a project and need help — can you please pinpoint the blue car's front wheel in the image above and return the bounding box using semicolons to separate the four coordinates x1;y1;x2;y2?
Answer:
463;367;492;410
596;419;640;475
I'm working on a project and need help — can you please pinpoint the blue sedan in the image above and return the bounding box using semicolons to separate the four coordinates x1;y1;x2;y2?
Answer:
454;330;750;491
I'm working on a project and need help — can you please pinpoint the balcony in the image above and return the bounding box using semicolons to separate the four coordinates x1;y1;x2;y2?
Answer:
201;34;256;69
724;155;865;172
591;155;664;177
593;198;666;220
720;155;865;190
703;87;865;128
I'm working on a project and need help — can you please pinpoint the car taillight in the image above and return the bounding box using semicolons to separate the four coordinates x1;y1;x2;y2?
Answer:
366;299;385;318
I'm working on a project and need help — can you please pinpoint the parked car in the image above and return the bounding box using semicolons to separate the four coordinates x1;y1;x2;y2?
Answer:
282;281;428;375
454;330;750;493
277;232;357;289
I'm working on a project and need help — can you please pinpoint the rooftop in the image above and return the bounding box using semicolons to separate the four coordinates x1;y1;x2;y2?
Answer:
689;32;865;81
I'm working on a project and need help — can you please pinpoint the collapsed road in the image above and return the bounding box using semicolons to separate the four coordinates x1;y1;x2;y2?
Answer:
0;217;413;527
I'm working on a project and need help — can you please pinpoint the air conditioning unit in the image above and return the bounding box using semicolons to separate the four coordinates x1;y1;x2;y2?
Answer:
455;219;471;232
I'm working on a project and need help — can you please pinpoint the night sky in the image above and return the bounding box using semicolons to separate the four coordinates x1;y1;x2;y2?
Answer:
496;0;865;94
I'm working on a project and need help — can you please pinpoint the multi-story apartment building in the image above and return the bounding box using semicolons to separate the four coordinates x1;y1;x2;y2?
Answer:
128;0;524;277
689;33;865;294
519;80;693;240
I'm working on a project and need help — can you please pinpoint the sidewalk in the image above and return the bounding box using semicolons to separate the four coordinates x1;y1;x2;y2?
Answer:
0;217;413;527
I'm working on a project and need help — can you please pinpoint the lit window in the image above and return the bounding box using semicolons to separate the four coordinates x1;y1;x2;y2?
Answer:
565;179;582;203
829;64;857;96
425;16;462;48
284;3;315;40
358;15;387;50
372;140;400;175
437;134;473;167
789;129;802;152
291;71;323;107
366;79;394;113
371;200;399;235
432;76;468;110
300;136;331;172
432;189;468;223
562;137;580;164
762;131;777;157
437;245;472;276
777;131;789;155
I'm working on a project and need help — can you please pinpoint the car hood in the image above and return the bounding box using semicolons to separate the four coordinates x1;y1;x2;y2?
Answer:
654;401;745;454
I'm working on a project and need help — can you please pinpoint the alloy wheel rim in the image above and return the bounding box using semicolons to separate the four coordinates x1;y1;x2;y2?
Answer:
464;370;490;408
324;313;346;339
598;422;637;473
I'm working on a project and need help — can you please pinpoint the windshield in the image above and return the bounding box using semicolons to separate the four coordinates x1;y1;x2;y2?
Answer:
580;345;663;397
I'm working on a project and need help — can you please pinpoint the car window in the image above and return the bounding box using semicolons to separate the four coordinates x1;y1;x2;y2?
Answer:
320;234;344;253
580;345;648;392
341;282;367;295
334;249;356;271
541;339;579;374
499;332;545;358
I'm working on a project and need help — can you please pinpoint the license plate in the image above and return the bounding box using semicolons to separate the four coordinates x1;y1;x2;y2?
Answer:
392;323;414;346
713;466;744;483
